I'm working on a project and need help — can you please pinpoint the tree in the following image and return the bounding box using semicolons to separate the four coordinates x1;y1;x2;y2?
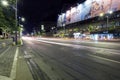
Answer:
0;0;16;38
87;25;94;32
0;26;11;38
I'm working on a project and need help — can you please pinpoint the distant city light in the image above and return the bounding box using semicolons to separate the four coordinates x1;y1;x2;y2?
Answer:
94;34;98;41
41;25;44;30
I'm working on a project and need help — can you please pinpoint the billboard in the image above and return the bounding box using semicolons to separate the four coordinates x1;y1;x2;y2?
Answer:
57;15;62;27
66;10;71;24
57;13;66;27
61;13;66;25
57;0;120;26
81;0;120;19
70;7;77;23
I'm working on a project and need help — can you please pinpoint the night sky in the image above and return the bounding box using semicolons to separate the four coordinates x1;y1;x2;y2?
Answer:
18;0;85;33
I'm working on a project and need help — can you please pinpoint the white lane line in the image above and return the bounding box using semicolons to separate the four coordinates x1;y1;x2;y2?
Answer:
89;54;120;64
38;38;120;45
0;46;10;58
37;39;74;47
10;47;19;80
37;39;120;54
37;39;120;64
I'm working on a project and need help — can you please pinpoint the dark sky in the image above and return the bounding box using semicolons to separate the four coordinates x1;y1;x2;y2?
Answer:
18;0;85;33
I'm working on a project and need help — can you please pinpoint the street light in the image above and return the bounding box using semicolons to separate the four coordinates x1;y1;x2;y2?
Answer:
18;17;25;36
99;13;104;17
19;17;25;22
99;11;113;31
106;10;113;29
21;17;25;22
1;0;9;6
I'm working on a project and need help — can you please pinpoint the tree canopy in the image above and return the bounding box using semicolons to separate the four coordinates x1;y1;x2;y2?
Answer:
0;0;16;34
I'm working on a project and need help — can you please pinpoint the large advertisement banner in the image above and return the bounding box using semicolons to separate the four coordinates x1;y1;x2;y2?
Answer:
90;0;112;17
61;13;66;25
57;0;120;26
70;7;77;23
57;15;62;27
57;13;66;27
80;0;92;20
76;4;82;22
66;10;71;24
111;0;120;11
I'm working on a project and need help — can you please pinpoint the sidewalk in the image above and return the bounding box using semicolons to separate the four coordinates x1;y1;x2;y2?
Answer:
0;45;17;80
0;39;33;80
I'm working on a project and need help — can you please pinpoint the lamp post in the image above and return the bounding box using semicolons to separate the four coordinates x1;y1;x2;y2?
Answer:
63;23;66;34
106;11;113;32
99;11;113;32
15;0;18;45
1;0;18;45
19;24;23;38
18;17;25;39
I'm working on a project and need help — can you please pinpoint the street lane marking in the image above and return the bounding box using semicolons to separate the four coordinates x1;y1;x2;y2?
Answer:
37;39;74;47
24;51;33;59
10;47;19;80
38;38;120;45
88;54;120;64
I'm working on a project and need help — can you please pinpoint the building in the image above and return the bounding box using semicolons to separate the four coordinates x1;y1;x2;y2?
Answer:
57;0;120;40
40;22;57;36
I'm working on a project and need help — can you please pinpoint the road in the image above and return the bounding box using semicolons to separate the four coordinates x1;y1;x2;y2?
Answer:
22;37;120;80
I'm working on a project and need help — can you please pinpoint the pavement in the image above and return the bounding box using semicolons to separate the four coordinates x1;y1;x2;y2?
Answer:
0;39;33;80
0;43;17;80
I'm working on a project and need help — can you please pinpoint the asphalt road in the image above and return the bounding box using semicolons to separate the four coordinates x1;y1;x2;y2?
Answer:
22;37;120;80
